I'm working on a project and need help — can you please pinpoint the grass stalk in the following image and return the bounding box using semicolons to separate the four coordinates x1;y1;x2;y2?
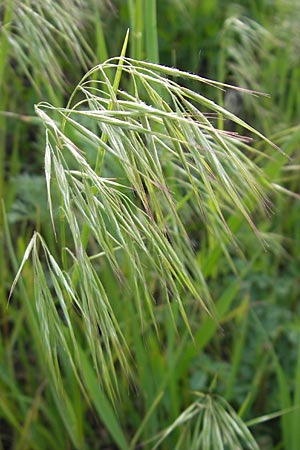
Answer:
144;0;159;63
0;0;12;341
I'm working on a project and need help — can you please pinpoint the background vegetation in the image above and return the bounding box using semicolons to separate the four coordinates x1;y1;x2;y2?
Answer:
1;1;299;449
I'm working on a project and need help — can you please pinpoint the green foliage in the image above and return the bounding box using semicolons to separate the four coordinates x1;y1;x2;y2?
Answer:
1;1;299;449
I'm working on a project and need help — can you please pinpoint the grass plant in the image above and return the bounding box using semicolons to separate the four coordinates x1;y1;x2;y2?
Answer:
8;55;278;449
1;1;299;449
